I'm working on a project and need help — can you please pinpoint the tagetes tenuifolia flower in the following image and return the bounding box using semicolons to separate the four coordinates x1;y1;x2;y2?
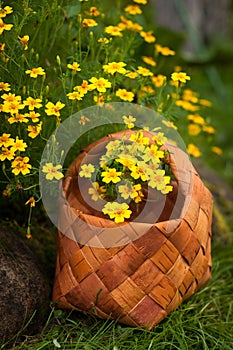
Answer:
24;97;42;110
11;156;32;175
171;72;191;84
27;122;42;139
79;164;95;178
102;202;132;223
0;133;14;147
19;35;29;50
116;89;134;102
89;77;111;92
155;44;175;56
103;62;127;75
101;168;122;184
187;144;202;157
124;5;142;15
25;67;45;78
105;25;123;37
0;82;10;91
42;163;64;180
0;18;13;34
140;31;156;43
67;62;81;71
45;101;65;117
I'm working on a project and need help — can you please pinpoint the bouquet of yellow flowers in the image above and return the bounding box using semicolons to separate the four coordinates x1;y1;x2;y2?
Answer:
79;116;173;223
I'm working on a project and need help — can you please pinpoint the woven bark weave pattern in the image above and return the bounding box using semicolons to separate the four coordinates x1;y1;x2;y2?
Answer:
52;131;213;329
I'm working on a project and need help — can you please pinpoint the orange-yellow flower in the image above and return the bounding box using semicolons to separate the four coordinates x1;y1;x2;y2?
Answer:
0;133;14;147
11;136;27;152
0;147;15;161
67;62;81;71
171;72;190;83
103;61;127;75
19;35;29;50
45;101;65;117
187;144;202;157
124;5;142;15
11;156;32;175
137;66;153;77
105;25;123;37
82;18;98;28
0;82;10;91
101;168;121;184
24;96;42;110
140;31;156;43
42;162;64;180
89;77;111;92
25;67;45;78
102;202;132;223
142;56;156;67
0;18;13;34
116;88;134;102
8;113;29;124
27;122;42;139
155;44;175;56
0;6;13;17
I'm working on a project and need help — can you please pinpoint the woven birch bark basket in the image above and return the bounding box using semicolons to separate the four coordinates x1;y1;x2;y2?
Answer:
52;130;213;329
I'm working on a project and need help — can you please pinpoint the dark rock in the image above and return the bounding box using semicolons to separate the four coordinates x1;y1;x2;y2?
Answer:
0;225;51;344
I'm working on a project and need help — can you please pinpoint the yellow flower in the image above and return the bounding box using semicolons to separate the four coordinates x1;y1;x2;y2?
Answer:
176;100;199;111
27;122;42;139
101;168;121;184
171;72;191;83
187;114;205;125
199;99;212;107
129;131;149;145
140;31;156;43
0;18;13;34
11;136;27;152
0;82;10;91
143;144;164;163
24;96;42;110
89;77;111;92
75;80;90;94
130;164;148;181
118;183;141;200
82;18;98;28
8;113;29;124
89;6;100;16
42;163;64;180
45;101;65;117
124;5;142;15
3;100;25;114
116;88;134;102
188;124;201;136
119;16;143;32
19;35;29;50
142;56;156;67
1;92;21;102
0;6;13;17
26;111;40;123
79;163;95;178
122;115;136;129
152;132;167;146
133;0;147;4
160;184;173;195
11;156;32;176
162;120;178;130
67;91;84;100
148;169;170;190
116;154;137;168
125;71;138;79
25;196;36;207
88;182;106;201
0;43;5;51
25;67;45;78
105;25;123;37
0;133;14;147
187;144;202;157
203;125;215;134
0;147;15;161
151;74;166;88
182;89;198;103
155;44;175;56
102;202;132;223
98;37;110;44
212;146;222;155
67;62;81;71
93;94;105;106
103;61;127;75
137;66;153;77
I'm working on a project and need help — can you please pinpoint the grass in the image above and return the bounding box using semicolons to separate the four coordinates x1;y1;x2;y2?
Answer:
2;238;233;350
